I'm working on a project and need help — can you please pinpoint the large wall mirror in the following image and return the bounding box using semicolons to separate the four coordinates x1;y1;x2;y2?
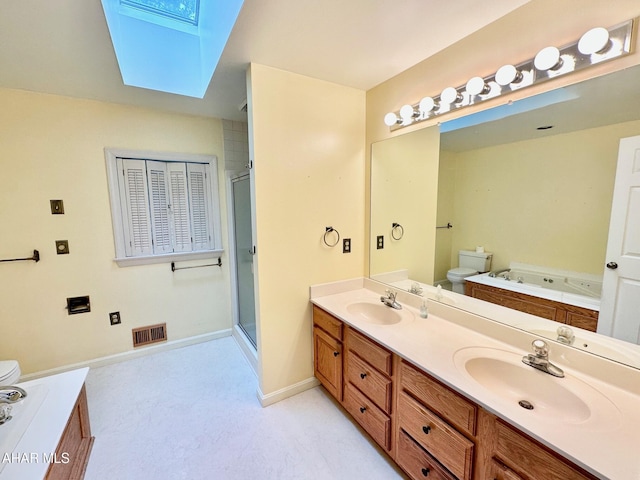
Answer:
370;65;640;369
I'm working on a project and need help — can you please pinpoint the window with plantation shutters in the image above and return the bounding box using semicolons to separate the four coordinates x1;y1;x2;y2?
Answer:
106;149;222;266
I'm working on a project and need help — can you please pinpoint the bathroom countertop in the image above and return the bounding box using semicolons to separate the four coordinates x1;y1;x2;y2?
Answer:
0;367;89;480
310;281;640;480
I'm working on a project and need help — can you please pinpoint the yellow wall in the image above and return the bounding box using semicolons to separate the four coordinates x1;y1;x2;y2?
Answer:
0;88;231;374
370;127;440;284
442;119;640;275
248;64;365;397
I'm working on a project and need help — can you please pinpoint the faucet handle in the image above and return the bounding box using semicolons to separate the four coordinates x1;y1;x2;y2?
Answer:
532;339;549;357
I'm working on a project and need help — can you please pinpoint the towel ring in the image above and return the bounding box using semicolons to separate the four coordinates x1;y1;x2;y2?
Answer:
323;227;340;247
391;223;404;240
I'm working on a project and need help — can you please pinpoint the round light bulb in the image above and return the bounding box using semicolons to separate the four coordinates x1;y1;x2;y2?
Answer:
534;46;562;71
495;64;522;86
419;96;436;114
383;112;398;127
466;76;489;96
399;104;415;122
440;87;461;105
578;27;610;55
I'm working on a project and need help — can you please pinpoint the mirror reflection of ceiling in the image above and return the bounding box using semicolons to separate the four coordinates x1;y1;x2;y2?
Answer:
440;66;640;152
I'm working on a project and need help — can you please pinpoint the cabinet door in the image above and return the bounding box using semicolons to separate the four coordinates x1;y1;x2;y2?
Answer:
314;326;342;400
490;460;523;480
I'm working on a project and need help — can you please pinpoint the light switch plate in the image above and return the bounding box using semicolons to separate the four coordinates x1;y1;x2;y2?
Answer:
50;199;64;214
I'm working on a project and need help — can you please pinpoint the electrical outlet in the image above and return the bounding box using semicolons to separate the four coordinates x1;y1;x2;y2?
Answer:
55;240;69;255
109;312;121;325
343;238;351;253
377;235;384;249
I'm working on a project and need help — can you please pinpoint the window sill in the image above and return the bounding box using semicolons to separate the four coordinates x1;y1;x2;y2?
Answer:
114;249;224;267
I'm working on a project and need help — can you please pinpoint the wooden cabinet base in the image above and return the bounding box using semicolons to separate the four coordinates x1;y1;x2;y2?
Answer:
46;385;94;480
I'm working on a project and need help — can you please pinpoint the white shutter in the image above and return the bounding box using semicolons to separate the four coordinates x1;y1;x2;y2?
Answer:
117;158;153;257
167;162;192;252
146;160;173;254
188;163;212;250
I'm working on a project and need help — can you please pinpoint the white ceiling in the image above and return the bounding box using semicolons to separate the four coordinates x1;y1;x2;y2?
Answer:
0;0;529;121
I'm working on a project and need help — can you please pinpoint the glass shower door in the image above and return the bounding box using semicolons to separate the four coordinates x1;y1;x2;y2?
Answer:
232;174;257;347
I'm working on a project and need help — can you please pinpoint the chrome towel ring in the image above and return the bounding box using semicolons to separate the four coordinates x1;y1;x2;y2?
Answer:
323;227;340;247
391;223;404;240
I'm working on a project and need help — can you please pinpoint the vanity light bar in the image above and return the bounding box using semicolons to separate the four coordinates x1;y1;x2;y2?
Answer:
384;19;634;131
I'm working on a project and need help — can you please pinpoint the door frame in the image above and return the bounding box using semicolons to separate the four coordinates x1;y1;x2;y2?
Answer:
226;170;258;373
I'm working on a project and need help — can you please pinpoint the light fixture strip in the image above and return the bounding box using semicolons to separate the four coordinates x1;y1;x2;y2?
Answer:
386;19;634;131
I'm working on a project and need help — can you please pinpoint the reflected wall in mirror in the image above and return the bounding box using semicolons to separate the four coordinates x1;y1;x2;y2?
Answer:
369;65;640;368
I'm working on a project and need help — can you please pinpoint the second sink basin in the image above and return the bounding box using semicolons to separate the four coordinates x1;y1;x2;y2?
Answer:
453;347;620;430
346;301;409;325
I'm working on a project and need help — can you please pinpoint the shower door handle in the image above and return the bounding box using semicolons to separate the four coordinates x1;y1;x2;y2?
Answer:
249;246;256;256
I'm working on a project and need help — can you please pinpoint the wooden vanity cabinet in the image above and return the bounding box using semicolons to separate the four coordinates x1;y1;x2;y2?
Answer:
476;409;598;480
396;361;476;480
343;326;395;452
46;384;94;480
465;282;598;332
313;305;343;401
312;303;601;480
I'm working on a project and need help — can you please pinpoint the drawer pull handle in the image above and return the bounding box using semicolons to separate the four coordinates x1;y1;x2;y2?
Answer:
333;351;339;357
359;406;366;414
422;425;431;435
421;467;430;477
360;373;367;379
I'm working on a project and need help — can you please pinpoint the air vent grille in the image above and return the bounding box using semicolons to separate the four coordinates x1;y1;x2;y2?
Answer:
132;323;167;347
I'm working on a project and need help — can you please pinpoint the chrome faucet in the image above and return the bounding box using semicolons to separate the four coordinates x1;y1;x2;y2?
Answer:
488;268;510;278
556;326;575;345
380;290;402;310
0;386;26;425
522;339;564;378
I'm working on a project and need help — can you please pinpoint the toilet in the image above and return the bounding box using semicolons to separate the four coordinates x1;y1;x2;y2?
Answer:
447;250;493;294
0;360;21;386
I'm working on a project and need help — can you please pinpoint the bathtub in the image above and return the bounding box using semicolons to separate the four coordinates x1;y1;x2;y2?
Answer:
465;263;602;312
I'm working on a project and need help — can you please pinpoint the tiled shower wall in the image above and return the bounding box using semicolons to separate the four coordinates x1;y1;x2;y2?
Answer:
222;119;249;172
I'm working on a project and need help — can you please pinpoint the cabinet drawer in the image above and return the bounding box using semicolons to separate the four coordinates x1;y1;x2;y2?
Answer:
396;430;456;480
494;420;594;480
346;352;392;413
400;361;477;436
346;327;392;375
313;305;343;341
343;382;391;451
398;393;474;480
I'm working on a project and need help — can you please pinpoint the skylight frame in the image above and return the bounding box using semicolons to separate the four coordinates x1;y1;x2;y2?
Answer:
120;0;200;26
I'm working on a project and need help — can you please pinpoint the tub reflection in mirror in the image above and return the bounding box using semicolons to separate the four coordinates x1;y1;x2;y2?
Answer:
369;65;640;368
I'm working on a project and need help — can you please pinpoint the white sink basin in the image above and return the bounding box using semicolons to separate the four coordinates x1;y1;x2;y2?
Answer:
453;347;620;430
346;301;410;325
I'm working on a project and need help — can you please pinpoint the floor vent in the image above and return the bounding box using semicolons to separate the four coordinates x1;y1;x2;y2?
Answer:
132;323;167;348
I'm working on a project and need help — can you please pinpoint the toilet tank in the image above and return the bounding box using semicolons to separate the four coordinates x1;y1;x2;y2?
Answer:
459;250;493;272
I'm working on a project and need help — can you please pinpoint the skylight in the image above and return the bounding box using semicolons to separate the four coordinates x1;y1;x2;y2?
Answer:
120;0;199;26
102;0;244;98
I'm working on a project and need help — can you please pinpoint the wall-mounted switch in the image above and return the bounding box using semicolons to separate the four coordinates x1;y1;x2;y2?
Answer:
50;200;64;215
109;312;121;325
377;235;384;249
55;240;69;255
343;238;351;253
66;296;90;315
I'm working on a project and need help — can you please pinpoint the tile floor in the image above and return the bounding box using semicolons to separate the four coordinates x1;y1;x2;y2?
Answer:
84;336;406;479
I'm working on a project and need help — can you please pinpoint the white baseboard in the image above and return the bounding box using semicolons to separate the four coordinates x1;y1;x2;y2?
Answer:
20;329;232;381
257;376;320;407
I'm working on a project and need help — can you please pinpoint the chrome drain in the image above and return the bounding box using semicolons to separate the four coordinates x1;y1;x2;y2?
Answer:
519;400;534;410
